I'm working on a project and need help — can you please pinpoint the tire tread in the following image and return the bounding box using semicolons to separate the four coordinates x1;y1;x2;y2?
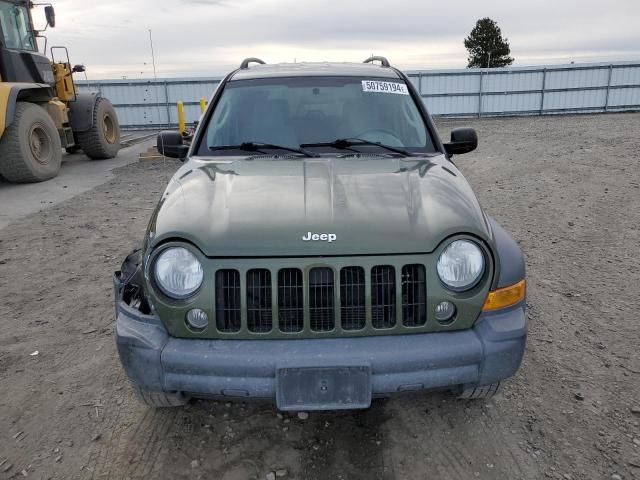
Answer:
76;97;120;159
132;384;189;408
0;102;62;183
458;381;501;399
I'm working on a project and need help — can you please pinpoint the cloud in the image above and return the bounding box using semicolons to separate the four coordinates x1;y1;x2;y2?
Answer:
39;0;640;78
180;0;237;5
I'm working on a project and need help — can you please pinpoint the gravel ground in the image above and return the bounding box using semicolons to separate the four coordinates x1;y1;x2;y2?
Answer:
1;113;639;480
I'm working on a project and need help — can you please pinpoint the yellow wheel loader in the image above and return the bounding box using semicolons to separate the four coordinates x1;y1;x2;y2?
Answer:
0;0;120;183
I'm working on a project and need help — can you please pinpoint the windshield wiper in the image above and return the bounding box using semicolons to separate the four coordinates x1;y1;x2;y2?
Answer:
209;142;318;158
301;138;413;157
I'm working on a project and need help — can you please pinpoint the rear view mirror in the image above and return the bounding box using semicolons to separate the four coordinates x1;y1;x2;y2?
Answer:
444;128;478;156
157;131;189;160
44;6;56;28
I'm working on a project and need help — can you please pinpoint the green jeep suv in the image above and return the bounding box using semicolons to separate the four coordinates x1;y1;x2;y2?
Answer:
114;57;526;410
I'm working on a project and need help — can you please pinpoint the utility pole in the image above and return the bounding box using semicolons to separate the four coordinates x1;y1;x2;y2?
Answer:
148;29;163;126
148;29;158;80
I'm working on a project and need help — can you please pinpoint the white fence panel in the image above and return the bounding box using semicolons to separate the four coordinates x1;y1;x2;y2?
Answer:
544;89;607;111
545;68;609;89
424;95;478;115
419;73;480;95
608;87;640;108
482;71;543;92
482;92;541;113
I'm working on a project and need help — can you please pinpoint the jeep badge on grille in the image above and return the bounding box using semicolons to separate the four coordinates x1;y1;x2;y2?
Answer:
302;232;337;243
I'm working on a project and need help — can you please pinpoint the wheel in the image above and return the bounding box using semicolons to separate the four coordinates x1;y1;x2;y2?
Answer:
76;97;121;159
132;384;189;408
457;382;501;400
0;102;62;183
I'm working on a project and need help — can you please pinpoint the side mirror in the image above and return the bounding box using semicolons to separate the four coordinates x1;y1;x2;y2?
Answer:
157;131;189;160
444;127;478;156
44;6;56;28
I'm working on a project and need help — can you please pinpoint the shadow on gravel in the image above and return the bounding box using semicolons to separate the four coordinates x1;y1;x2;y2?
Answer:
383;391;539;480
88;386;539;480
89;394;392;480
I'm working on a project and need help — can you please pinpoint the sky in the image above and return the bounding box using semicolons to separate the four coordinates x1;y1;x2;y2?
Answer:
35;0;640;80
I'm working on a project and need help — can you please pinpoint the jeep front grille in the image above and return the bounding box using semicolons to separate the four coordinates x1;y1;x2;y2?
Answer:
277;268;304;333
213;262;428;335
246;269;272;333
340;267;366;330
401;264;427;327
371;265;396;329
308;267;335;332
215;269;241;332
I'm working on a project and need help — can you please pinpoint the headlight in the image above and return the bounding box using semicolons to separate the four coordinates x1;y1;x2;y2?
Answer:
154;247;203;298
437;240;484;291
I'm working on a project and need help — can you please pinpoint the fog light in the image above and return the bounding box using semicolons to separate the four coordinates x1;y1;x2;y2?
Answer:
435;301;456;324
186;309;208;331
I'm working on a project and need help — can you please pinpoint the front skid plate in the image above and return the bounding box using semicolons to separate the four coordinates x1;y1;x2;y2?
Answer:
276;366;371;411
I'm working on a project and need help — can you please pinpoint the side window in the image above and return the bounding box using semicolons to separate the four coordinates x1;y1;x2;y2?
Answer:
0;4;18;48
15;6;34;50
0;4;35;51
206;93;233;146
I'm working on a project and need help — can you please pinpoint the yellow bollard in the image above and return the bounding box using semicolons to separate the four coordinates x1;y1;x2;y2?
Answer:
177;101;185;134
200;97;207;114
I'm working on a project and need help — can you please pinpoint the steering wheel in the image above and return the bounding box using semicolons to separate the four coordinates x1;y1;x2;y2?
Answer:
352;128;403;146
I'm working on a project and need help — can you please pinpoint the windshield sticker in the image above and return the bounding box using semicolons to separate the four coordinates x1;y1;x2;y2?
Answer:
362;80;409;95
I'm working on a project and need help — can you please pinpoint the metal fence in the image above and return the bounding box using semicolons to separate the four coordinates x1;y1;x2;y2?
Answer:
407;61;640;117
76;77;222;129
76;61;640;129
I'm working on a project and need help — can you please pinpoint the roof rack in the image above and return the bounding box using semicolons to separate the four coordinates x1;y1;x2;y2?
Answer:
240;58;266;69
363;56;390;68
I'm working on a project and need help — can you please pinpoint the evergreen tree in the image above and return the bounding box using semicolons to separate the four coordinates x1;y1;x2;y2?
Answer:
464;18;514;68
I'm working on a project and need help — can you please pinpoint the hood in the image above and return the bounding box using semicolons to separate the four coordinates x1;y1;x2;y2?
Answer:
147;155;492;257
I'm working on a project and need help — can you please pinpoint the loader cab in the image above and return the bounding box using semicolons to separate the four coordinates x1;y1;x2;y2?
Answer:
0;0;54;84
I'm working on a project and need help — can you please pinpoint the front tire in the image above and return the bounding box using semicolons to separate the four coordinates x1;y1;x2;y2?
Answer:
76;97;121;159
132;384;189;408
0;102;62;183
457;382;501;399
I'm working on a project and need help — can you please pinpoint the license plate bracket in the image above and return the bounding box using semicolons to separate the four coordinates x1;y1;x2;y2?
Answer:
276;365;371;411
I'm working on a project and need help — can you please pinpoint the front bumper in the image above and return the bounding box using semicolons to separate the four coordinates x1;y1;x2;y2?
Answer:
115;283;526;409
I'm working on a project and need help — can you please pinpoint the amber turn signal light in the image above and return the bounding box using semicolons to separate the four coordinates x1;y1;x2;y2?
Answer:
482;280;526;311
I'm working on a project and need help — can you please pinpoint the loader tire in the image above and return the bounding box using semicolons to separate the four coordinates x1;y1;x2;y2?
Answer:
0;102;62;183
132;384;189;408
76;97;120;159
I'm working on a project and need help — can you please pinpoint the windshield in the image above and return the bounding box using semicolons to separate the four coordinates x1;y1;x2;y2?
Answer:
197;76;435;156
0;2;36;51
